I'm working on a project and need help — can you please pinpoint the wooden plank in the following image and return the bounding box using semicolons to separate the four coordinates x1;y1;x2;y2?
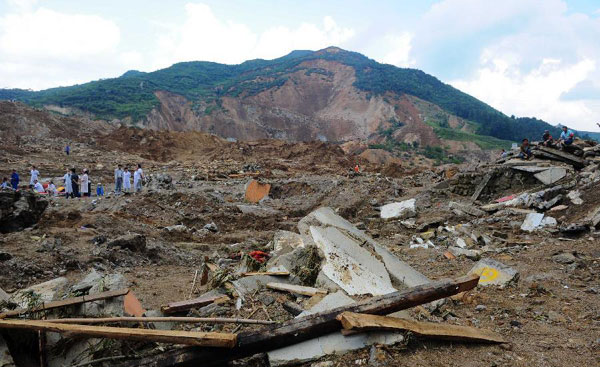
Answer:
266;283;327;296
116;274;480;367
0;320;237;347
41;317;275;325
471;173;491;202
161;294;230;314
337;312;505;343
0;289;130;319
242;271;290;277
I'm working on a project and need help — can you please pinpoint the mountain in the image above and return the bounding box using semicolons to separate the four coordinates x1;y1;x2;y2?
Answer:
0;47;562;149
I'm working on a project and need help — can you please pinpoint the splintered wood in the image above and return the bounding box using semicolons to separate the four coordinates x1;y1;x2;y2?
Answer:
266;283;327;296
161;293;230;314
337;312;505;343
0;319;237;348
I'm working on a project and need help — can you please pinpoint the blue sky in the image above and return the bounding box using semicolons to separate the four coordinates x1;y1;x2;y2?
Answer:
1;0;599;131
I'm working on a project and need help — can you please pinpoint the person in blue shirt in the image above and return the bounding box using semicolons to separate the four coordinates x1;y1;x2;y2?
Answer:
558;126;574;148
10;170;19;190
96;182;105;197
65;144;70;155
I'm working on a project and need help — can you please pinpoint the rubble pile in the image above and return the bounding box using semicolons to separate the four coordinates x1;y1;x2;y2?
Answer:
1;113;599;366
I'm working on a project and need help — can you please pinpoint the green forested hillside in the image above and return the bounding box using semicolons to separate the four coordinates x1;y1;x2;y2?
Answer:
0;47;562;142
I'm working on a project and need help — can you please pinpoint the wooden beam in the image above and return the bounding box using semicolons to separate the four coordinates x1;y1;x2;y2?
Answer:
0;289;130;319
266;283;327;297
40;317;275;325
161;294;230;314
116;274;480;367
337;312;505;343
471;173;491;202
242;271;290;277
0;319;237;348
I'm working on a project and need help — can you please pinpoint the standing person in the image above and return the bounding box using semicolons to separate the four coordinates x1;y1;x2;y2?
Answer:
71;168;80;198
63;169;73;198
134;164;144;193
65;144;70;156
81;169;89;197
10;169;19;190
29;166;39;188
114;165;123;194
123;167;132;193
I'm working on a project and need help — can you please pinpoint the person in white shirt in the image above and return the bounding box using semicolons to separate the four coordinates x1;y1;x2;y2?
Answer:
63;170;73;199
123;167;132;192
29;166;39;188
47;181;57;196
33;180;44;193
81;169;90;197
133;164;144;193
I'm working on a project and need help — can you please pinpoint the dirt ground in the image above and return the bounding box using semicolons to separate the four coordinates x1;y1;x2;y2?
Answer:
0;106;599;367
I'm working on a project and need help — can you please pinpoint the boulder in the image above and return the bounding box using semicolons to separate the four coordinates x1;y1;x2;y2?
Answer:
107;233;146;252
380;199;416;220
0;191;48;233
10;277;68;308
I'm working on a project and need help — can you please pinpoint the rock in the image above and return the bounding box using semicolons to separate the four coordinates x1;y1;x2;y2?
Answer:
521;213;544;232
91;235;107;245
237;204;281;217
0;335;15;367
83;273;129;317
547;310;567;323
552;252;579;264
107;233;146;252
369;345;388;367
165;224;188;233
567;190;583;205
267;245;320;284
11;277;68;308
534;167;567;185
475;304;487;312
72;269;103;293
311;362;334;367
232;274;301;297
540;216;557;227
380;199;416;220
203;222;218;233
448;246;481;260
0;191;48;234
448;202;485;217
143;309;174;330
148;173;174;190
272;230;304;257
0;252;12;261
455;238;468;248
469;258;519;287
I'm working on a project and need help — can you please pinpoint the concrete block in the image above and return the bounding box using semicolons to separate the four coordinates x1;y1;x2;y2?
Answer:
469;258;519;286
534;167;567;185
521;213;544;232
380;199;416;219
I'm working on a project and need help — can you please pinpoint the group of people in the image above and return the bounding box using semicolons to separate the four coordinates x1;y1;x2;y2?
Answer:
518;126;576;160
1;163;145;198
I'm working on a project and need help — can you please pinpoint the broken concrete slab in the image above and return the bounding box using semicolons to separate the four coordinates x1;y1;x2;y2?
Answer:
511;166;551;173
521;213;545;232
245;179;271;203
534;167;567;185
567;190;583;205
0;287;9;303
469;259;519;287
309;226;396;296
272;230;304;257
298;291;355;317
299;207;433;290
448;247;481;261
11;277;68;308
449;202;485;217
379;199;416;220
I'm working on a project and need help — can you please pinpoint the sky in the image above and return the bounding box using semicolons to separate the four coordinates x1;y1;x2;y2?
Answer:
1;0;599;131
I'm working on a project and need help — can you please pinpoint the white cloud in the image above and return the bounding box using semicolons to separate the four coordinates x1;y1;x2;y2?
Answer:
151;3;354;69
451;56;598;131
0;6;137;89
380;33;414;67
